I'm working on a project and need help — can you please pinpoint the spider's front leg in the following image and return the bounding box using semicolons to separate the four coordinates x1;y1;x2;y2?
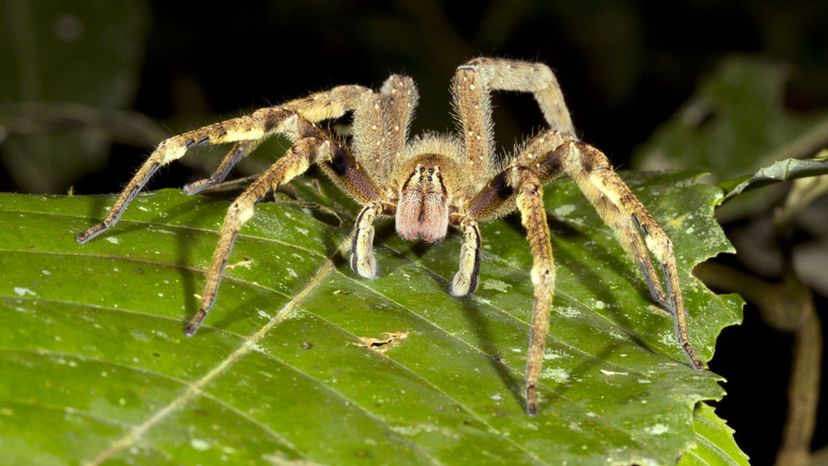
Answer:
348;74;419;279
76;85;371;243
350;201;385;279
449;215;481;297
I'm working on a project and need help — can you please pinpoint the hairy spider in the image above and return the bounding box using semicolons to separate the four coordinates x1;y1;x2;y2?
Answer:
77;57;704;415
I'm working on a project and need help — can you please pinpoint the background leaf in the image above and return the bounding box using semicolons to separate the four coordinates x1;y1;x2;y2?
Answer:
719;149;828;202
0;0;148;192
633;56;828;223
0;171;742;465
634;56;828;180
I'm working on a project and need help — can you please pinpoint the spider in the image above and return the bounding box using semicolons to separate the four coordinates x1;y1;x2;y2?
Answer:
77;57;704;415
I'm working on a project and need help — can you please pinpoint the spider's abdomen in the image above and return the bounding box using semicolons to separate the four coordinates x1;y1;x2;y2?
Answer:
395;162;449;243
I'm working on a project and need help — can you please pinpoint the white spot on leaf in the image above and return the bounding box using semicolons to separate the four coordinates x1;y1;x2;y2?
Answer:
190;438;210;451
541;368;570;383
482;279;511;292
13;287;36;297
646;424;669;435
554;204;576;216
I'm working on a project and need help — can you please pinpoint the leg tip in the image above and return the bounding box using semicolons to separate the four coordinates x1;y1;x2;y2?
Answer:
182;181;205;195
525;384;538;416
684;345;705;370
350;253;378;279
76;225;105;244
184;310;207;336
183;322;199;337
450;272;475;297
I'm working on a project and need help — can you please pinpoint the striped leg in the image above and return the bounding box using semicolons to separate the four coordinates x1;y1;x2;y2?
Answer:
77;109;312;243
182;140;262;195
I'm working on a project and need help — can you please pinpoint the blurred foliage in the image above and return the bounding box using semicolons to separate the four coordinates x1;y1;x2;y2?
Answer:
635;57;828;181
0;0;150;193
634;57;828;224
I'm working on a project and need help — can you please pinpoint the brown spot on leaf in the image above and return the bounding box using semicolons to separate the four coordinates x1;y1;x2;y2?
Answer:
356;331;409;354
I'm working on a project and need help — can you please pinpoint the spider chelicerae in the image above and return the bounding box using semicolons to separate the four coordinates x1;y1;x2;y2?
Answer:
77;57;704;415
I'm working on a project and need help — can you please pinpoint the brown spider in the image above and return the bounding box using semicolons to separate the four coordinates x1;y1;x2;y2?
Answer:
77;57;704;415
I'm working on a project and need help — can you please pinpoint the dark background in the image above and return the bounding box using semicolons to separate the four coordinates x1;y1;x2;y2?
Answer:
3;1;828;463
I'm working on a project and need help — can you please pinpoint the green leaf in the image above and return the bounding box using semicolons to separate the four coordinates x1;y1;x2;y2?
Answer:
678;403;750;466
0;171;742;465
634;56;828;181
720;149;828;202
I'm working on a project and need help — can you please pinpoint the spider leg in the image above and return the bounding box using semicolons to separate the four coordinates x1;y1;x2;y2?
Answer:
506;131;671;309
449;215;481;297
558;141;703;369
472;130;702;369
76;85;370;243
451;57;575;182
182;140;262;195
185;136;333;335
183;82;388;194
347;75;418;278
514;169;555;416
350;201;384;279
352;75;418;180
464;130;704;413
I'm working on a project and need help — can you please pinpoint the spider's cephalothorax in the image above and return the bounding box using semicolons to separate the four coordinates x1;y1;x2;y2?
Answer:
77;57;704;415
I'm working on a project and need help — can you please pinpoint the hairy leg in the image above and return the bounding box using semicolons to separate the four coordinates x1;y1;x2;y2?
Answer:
465;129;704;414
77;85;370;243
185;137;332;334
449;215;481;297
183;140;263;195
352;74;418;181
350;201;384;279
514;169;556;416
451;57;575;184
558;141;703;369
